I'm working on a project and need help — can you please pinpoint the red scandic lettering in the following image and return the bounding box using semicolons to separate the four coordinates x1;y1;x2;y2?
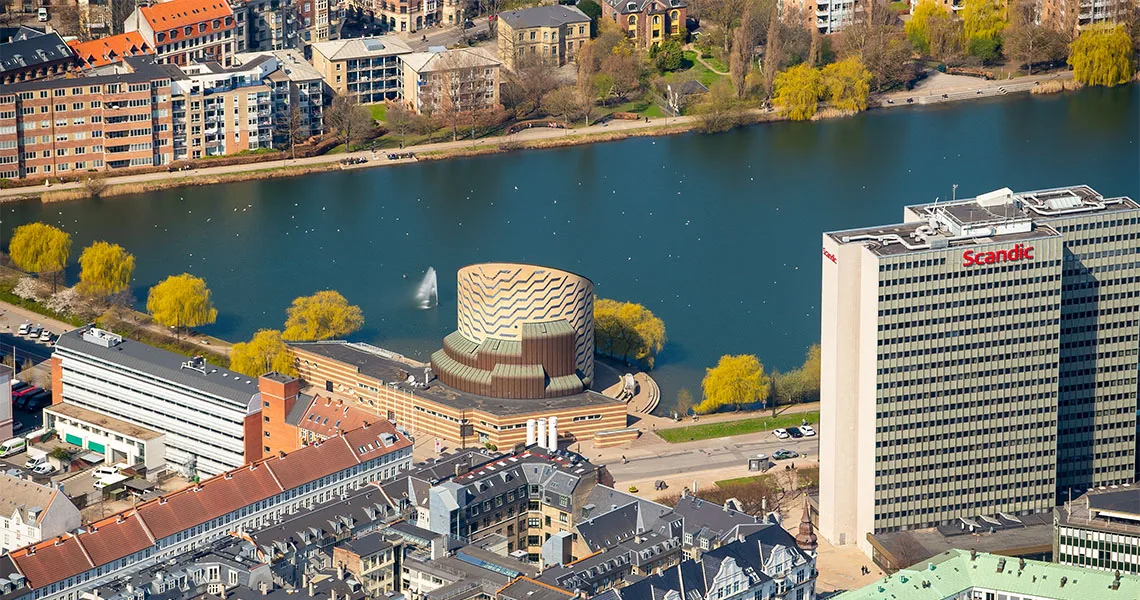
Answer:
822;247;838;264
962;244;1035;267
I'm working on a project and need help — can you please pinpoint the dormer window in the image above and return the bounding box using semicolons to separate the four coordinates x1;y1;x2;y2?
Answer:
157;32;166;42
627;2;637;10
184;26;193;36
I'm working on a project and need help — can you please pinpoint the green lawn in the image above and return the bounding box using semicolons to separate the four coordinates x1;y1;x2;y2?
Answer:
369;104;388;122
605;98;665;118
676;51;725;88
889;0;910;11
704;55;728;73
715;474;770;488
657;410;819;443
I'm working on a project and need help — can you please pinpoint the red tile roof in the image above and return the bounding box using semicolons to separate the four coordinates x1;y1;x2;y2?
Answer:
141;0;234;32
300;396;374;439
6;422;409;591
76;516;153;567
68;32;152;69
10;537;93;588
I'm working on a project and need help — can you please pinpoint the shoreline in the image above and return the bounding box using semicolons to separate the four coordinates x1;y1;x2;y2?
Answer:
0;71;1079;204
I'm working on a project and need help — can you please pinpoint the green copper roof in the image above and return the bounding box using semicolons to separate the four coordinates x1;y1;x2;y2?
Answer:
834;549;1140;600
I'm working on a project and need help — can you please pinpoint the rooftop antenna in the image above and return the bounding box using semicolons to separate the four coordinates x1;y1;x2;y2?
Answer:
952;183;958;202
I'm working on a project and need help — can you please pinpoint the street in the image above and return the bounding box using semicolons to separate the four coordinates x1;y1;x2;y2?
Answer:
604;435;819;483
403;16;490;51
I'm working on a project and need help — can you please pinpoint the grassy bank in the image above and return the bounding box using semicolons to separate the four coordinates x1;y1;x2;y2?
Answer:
657;410;820;443
39;163;335;203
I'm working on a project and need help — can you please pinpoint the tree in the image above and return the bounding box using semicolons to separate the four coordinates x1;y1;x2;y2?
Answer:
593;298;667;368
282;290;365;341
386;103;418;147
696;354;768;414
324;94;373;151
968;36;1003;63
821;57;872;112
542;86;586;123
927;7;964;61
961;0;1007;49
276;105;305;160
514;55;562;113
906;0;949;55
839;0;917;91
112;0;136;34
1004;0;1067;73
77;241;135;299
675;388;695;416
695;79;743;132
653;37;685;72
230;329;297;377
8;223;71;292
761;8;783;98
579;0;603;21
1068;24;1135;87
54;5;82;39
597;43;644;103
83;174;108;197
146;273;218;336
774;63;823;120
769;369;809;416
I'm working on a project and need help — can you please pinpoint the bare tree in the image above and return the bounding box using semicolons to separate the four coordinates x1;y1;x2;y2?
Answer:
386;103;417;147
324;95;374;151
761;9;782;99
55;5;83;39
693;0;752;53
1005;0;1067;74
837;0;916;91
111;0;136;34
276;105;305;159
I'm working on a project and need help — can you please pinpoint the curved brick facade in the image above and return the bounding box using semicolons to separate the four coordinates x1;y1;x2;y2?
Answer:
454;263;594;384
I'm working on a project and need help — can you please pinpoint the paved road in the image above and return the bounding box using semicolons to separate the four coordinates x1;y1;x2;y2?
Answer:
605;435;819;481
403;16;490;51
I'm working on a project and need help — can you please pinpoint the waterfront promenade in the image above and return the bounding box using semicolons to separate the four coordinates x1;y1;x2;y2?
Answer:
0;70;1074;202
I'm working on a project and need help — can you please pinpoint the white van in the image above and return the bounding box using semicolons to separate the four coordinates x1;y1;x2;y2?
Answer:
37;7;49;21
92;465;120;479
24;450;48;469
0;438;27;458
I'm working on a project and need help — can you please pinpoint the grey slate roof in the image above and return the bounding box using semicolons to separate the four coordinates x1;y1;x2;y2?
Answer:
498;5;590;29
55;325;261;411
340;531;396;557
1087;488;1140;516
4;55;185;92
602;0;686;14
577;487;680;551
672;493;761;544
0;30;72;74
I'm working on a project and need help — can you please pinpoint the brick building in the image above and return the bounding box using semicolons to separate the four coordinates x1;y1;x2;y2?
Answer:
125;0;237;67
0;56;181;180
399;48;501;115
600;0;686;50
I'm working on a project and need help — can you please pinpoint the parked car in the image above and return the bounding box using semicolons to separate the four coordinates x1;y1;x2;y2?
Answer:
787;427;804;439
10;380;29;393
773;449;799;460
37;7;49;21
38;330;53;343
25;454;47;470
31;463;55;476
12;421;24;433
92;465;121;479
24;391;50;409
800;425;816;436
17;323;29;336
772;428;790;439
12;386;40;398
28;324;42;337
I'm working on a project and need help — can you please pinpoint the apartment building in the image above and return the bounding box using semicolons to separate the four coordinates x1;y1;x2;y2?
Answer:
0;422;412;600
819;185;1140;557
0;30;74;85
331;533;405;595
126;0;237;67
400;48;501;115
592;526;818;600
232;0;296;51
600;0;686;50
497;6;591;71
297;0;332;44
0;57;181;180
1055;487;1140;575
172;58;276;159
786;0;858;34
249;49;325;143
374;0;442;32
68;32;154;69
1039;0;1133;33
0;473;82;554
311;36;412;103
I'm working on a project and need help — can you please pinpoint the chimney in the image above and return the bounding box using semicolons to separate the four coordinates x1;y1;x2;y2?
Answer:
308;582;315;597
260;582;269;596
330;590;338;600
337;564;345;580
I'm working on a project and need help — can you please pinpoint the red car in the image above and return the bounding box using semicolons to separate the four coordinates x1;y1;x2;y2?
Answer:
12;386;41;398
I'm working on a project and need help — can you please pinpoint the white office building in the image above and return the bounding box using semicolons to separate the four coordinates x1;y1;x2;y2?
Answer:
53;327;261;477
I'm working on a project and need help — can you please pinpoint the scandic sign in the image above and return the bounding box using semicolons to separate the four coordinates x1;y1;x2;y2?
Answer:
962;244;1034;267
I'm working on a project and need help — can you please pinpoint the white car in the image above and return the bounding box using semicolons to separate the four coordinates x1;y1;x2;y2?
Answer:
38;330;53;343
31;463;55;476
800;425;816;436
17;323;29;336
92;466;120;479
773;428;790;439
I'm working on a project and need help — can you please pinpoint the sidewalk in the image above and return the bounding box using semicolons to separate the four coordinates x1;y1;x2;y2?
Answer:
0;115;700;201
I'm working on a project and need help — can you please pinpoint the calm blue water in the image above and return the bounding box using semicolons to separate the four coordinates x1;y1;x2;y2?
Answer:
5;85;1138;410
